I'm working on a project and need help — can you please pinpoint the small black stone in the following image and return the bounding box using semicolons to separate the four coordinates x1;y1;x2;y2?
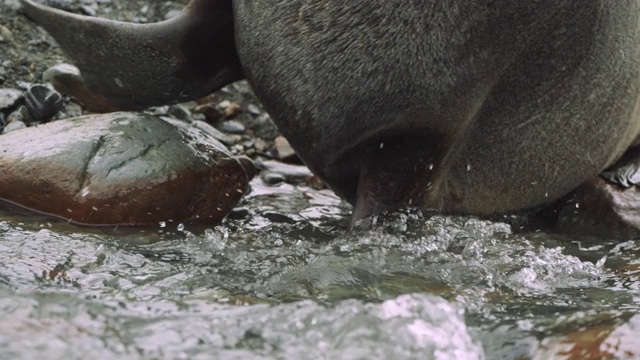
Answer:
24;84;63;122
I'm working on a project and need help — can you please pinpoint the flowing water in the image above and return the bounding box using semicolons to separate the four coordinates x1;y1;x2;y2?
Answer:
0;178;638;359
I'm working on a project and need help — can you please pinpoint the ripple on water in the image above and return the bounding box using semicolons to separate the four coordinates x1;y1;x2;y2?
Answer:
0;179;638;359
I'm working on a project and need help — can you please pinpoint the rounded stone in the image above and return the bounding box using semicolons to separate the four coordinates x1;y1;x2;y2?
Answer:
0;112;255;226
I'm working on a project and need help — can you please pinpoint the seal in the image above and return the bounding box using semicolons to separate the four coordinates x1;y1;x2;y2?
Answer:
22;0;640;222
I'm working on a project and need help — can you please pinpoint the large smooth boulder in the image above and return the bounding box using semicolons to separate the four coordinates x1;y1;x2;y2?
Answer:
0;112;254;226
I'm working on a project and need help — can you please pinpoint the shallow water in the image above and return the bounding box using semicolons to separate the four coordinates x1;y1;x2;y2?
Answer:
0;178;638;359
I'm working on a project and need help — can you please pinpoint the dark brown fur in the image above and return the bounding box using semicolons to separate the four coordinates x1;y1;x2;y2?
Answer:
22;0;640;220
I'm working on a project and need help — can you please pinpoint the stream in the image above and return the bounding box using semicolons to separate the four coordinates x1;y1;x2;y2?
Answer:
0;178;638;359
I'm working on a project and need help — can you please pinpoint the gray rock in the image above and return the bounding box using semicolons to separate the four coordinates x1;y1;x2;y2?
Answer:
42;63;81;84
191;120;236;146
168;104;192;122
0;88;22;109
247;104;261;115
261;171;286;185
0;25;12;43
220;120;245;134
0;112;255;226
2;119;26;134
255;159;313;183
274;135;297;161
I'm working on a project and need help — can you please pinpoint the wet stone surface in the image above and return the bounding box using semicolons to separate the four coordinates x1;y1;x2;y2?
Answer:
0;112;254;226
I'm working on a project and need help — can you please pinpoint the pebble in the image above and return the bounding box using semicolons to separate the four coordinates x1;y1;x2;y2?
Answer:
168;104;192;122
24;84;63;122
64;102;83;118
243;138;255;148
221;102;243;119
261;172;286;185
227;207;250;220
274;135;297;161
254;138;268;152
0;88;22;109
220;120;245;134
2;120;26;134
191;120;236;146
79;5;97;17
165;9;182;20
260;211;296;224
0;25;12;43
42;63;81;84
255;159;313;183
247;104;261;115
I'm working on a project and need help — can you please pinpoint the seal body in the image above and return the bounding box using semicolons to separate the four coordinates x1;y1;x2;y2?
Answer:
22;0;640;220
234;1;640;218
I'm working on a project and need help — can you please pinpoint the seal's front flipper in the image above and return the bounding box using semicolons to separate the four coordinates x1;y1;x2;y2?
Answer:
349;137;437;227
22;0;242;112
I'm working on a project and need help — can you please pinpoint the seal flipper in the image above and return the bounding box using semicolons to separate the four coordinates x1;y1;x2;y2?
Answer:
349;136;437;226
22;0;242;112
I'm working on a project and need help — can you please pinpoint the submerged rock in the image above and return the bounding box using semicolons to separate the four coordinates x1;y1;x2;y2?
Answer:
0;112;255;226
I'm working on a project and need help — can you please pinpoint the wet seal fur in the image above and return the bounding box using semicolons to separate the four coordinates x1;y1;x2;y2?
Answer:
22;0;640;223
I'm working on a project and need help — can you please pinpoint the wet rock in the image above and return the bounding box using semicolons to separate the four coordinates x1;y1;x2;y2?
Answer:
0;112;255;226
24;84;63;122
42;63;81;84
165;9;182;20
254;138;268;153
193;101;242;124
305;176;327;190
557;177;640;238
220;120;245;134
247;104;261;115
274;135;298;162
4;106;33;127
2;119;26;134
261;172;286;185
168;104;192;123
41;63;106;112
191;120;236;146
260;211;296;224
256;159;313;184
228;206;250;220
536;314;639;360
0;88;22;109
63;101;83;118
0;25;12;43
